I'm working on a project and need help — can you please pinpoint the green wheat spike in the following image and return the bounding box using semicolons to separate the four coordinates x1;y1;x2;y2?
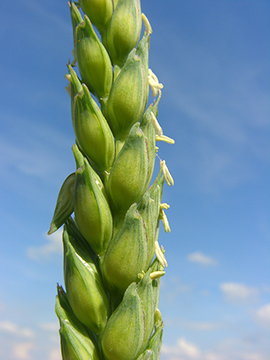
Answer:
49;1;174;359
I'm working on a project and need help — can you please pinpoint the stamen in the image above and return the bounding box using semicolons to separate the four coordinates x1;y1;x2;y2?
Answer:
150;112;163;135
155;241;168;267
159;208;171;233
156;134;175;144
148;69;164;97
142;13;152;34
148;69;159;83
150;270;165;280
160;160;174;186
160;203;170;210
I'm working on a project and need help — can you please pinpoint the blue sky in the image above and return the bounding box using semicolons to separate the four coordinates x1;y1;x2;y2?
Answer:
0;0;269;359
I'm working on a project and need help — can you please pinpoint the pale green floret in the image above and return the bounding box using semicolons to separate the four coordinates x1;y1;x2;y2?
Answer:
75;14;113;100
73;145;113;255
101;202;152;294
48;172;75;235
104;33;149;141
135;321;164;360
59;320;99;360
106;123;151;214
101;266;159;360
79;0;113;34
63;227;110;334
55;285;100;360
73;82;115;172
104;0;142;67
69;2;83;53
101;283;145;360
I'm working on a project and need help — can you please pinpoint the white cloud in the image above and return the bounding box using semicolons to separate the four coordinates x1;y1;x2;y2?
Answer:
241;354;268;360
48;347;61;360
183;322;224;331
26;229;63;261
162;337;201;359
220;282;258;303
161;338;269;360
255;303;270;327
39;322;59;332
38;322;60;344
187;252;218;266
0;321;34;339
12;342;34;360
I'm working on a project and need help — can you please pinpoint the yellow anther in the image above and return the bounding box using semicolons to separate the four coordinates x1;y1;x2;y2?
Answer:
156;134;175;144
150;271;165;280
159;209;171;233
142;13;152;34
160;203;170;210
155;241;168;267
150;111;163;135
148;69;164;97
160;160;174;186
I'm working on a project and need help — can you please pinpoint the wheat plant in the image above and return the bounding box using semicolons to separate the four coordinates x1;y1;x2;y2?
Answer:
48;0;174;358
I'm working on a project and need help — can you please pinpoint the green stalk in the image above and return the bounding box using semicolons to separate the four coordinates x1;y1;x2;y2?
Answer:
49;1;174;359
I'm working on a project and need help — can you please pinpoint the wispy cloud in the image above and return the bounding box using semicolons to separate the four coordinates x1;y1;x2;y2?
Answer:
162;337;201;359
26;230;62;261
161;336;269;360
220;282;258;303
48;348;61;360
187;252;218;266
255;303;270;327
38;322;59;345
0;320;61;360
162;317;225;333
39;322;59;333
0;321;34;339
181;322;224;331
12;342;34;360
